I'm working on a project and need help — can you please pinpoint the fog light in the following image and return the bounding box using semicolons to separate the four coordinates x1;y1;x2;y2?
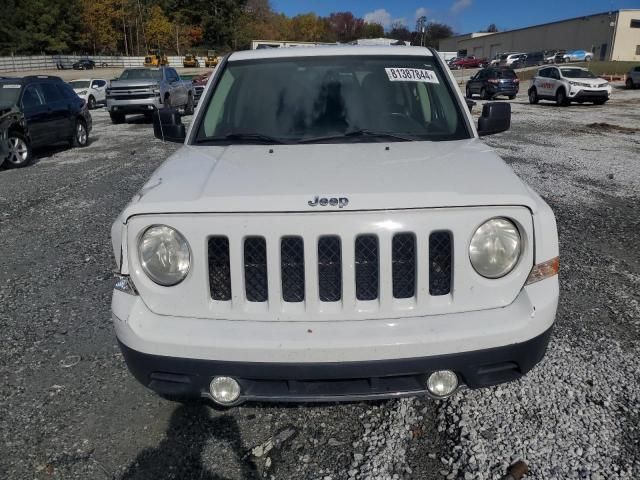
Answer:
209;376;241;405
427;370;458;397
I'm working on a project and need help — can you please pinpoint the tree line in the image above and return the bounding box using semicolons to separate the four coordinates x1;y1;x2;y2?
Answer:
0;0;453;56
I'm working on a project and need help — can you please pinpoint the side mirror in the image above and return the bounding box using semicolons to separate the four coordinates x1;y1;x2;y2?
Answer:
477;102;511;136
153;108;186;143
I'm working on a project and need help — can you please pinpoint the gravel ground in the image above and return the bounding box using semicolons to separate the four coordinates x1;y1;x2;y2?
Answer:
1;85;639;480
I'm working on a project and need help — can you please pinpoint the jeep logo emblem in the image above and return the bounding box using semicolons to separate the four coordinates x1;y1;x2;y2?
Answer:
308;196;349;208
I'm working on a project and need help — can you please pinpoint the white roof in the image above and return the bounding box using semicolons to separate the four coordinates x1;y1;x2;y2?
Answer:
230;45;433;61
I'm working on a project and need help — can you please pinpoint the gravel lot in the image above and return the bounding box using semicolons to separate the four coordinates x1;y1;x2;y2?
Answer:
1;85;639;480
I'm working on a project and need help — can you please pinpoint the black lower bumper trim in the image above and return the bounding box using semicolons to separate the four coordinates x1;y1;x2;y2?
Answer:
118;327;553;402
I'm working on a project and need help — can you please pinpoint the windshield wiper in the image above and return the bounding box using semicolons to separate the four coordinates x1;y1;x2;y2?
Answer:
197;132;289;145
297;129;415;144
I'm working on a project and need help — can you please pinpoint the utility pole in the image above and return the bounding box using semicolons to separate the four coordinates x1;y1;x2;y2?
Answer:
416;16;427;47
176;23;180;56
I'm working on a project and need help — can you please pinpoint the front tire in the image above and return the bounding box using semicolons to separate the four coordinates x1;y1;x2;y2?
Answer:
71;119;89;147
4;132;33;168
480;87;489;100
508;95;516;100
556;89;569;106
466;87;473;99
87;95;96;109
626;78;634;90
528;88;539;104
594;99;607;105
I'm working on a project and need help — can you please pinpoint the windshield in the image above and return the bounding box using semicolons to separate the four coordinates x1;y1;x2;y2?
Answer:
68;80;90;89
0;82;22;105
196;55;469;144
119;69;162;80
561;68;597;79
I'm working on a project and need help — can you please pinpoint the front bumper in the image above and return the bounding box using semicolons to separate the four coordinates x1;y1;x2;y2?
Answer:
118;327;552;403
568;88;610;101
113;278;558;402
107;96;161;114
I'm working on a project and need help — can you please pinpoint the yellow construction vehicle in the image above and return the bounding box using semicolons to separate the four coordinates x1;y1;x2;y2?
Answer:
143;50;169;67
183;53;200;68
204;50;219;68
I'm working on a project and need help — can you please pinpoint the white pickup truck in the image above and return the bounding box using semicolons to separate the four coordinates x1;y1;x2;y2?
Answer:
106;67;195;124
111;46;559;406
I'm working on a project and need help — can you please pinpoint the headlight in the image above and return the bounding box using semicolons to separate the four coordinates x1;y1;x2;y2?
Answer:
152;87;160;95
138;225;191;286
78;90;87;95
469;218;521;278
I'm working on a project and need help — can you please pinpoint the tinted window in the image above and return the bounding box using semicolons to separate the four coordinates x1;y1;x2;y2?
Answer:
550;69;560;80
166;69;179;82
560;68;597;79
0;82;23;105
94;80;106;88
197;55;470;144
538;68;549;78
21;85;44;108
40;83;63;103
57;83;78;100
69;80;90;89
495;69;516;79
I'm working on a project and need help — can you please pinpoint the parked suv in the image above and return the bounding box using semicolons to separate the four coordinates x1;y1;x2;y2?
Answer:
111;47;560;406
512;52;544;69
529;66;611;106
106;67;195;124
0;76;91;168
68;78;107;109
626;66;640;89
466;67;519;99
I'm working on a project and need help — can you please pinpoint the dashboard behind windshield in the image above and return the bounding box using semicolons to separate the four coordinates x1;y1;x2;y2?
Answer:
196;55;470;144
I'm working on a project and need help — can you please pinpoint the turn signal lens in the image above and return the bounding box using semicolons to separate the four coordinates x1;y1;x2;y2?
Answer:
525;256;559;285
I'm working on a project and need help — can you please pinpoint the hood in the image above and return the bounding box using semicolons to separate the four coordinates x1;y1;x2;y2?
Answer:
120;139;537;219
109;79;158;89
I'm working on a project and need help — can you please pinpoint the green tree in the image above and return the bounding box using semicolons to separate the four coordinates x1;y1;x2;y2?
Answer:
145;5;173;50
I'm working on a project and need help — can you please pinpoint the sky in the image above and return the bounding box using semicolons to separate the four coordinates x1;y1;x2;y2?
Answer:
270;0;640;34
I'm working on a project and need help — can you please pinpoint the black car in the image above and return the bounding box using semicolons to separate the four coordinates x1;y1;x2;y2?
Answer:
73;59;96;70
512;52;545;69
0;76;92;168
465;68;520;100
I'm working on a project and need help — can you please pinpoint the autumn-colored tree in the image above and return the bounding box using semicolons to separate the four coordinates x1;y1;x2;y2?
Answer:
187;25;204;46
145;5;172;50
291;13;327;42
389;21;412;42
327;12;364;43
80;0;119;54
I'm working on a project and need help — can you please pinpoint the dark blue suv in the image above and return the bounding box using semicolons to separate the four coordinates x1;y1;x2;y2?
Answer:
465;68;520;100
0;75;92;168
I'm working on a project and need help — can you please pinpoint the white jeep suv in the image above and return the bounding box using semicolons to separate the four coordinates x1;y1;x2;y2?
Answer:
528;65;611;106
111;46;559;406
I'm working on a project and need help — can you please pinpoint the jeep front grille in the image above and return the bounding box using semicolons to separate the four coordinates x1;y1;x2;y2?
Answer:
207;233;452;305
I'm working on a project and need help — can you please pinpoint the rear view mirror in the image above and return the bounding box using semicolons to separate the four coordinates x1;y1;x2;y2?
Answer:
477;102;511;136
153;108;186;143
